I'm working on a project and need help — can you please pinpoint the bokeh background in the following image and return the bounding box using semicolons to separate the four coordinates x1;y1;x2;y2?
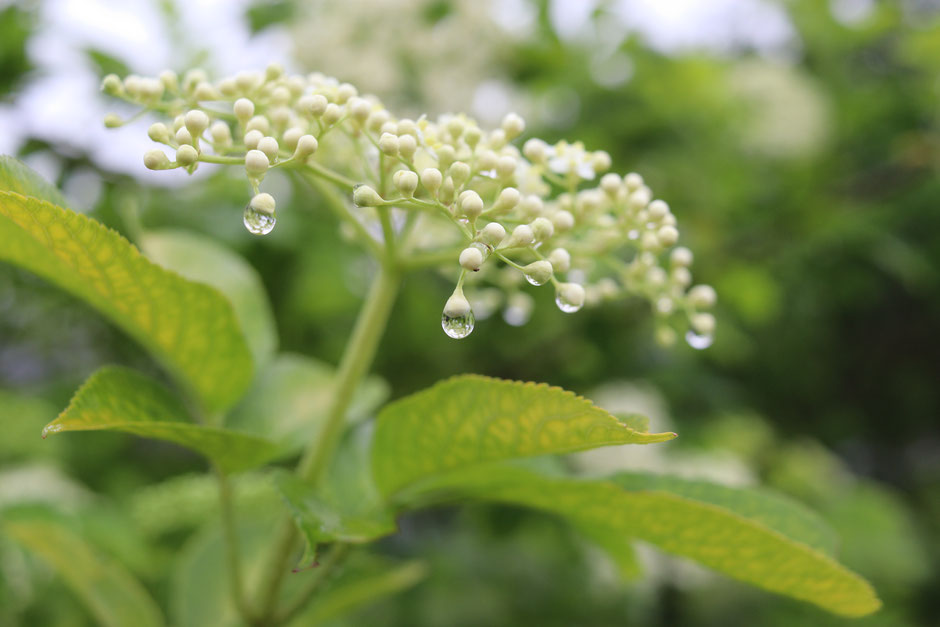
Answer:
1;0;938;625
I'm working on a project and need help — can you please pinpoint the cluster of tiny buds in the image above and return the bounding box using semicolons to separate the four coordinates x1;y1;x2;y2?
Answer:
104;64;716;345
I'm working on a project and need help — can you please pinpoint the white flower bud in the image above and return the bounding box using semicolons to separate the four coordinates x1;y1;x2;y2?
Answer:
624;172;644;191
444;292;471;318
647;267;668;286
236;70;262;92
397;118;417;136
449;161;471;187
530;217;554;241
271;86;291;106
551;210;575;232
218;78;238;97
194;82;218;101
489;128;507;149
172;115;185;132
378;132;399;156
148;122;170;143
353;184;383;207
143;149;169;170
691;312;716;336
501;112;525;139
234;98;255;123
367;109;390;132
176;144;198;165
439;177;456;204
265;62;284;81
175;127;193;146
519;195;544;218
459;190;484;218
210;121;232;145
246;115;270;134
688;285;717;309
505;224;535;248
323;103;344;125
159;70;179;93
464;125;482;148
459;246;485;271
337;83;357;104
672;267;692;287
293;134;318;159
670;247;693;267
421;168;443;193
282;127;304;152
250;192;276;215
556;282;585;311
494;187;520;211
184;110;209;137
600;173;621;196
300;94;329;117
245;149;269;177
104;113;123;128
648;199;669;220
523;138;549;163
592;150;612;173
258;136;279;160
348;97;371;122
398;134;417;160
101;74;122;95
446;116;465;139
547;248;571;273
641;232;660;250
123;74;142;98
244;129;263;150
436;145;456;170
523;260;553;285
479;222;506;247
394;170;419;197
496;155;517;179
627;187;651;210
657;225;679;246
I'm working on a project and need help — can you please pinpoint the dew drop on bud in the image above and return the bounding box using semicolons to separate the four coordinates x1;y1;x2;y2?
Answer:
685;330;713;350
243;204;276;235
441;310;475;339
554;283;585;313
524;271;548;286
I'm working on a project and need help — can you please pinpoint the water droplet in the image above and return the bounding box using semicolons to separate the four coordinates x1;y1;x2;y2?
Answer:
243;205;276;235
555;283;585;313
523;273;545;286
441;310;475;339
685;330;713;350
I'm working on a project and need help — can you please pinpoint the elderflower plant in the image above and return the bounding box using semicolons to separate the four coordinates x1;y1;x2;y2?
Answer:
103;64;716;345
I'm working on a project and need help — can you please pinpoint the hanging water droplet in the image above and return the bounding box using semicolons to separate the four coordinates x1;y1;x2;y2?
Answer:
555;282;585;313
524;272;547;286
243;204;276;235
685;330;713;350
441;310;475;339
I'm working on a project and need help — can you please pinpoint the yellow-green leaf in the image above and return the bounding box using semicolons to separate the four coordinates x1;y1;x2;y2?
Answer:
371;375;675;497
43;367;281;473
0;159;252;411
3;508;165;627
142;229;277;369
413;464;881;617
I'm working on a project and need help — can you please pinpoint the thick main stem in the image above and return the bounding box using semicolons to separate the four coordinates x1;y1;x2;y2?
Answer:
254;263;401;621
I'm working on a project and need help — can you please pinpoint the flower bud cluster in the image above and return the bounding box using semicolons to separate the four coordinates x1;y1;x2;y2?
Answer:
105;65;714;345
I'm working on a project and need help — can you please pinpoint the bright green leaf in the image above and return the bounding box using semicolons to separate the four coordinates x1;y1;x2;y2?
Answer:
142;229;277;368
42;366;281;473
372;375;675;497
0;158;253;411
3;508;165;627
411;464;881;617
0;155;68;206
227;354;388;455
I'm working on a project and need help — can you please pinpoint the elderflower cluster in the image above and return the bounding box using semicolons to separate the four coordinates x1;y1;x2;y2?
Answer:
103;64;716;346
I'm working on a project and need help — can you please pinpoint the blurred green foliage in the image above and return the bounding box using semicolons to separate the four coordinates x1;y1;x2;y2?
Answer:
1;0;937;625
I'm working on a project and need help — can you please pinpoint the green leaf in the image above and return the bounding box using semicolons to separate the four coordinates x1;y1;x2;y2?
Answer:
142;229;277;368
3;508;165;627
275;429;397;568
42;366;281;473
227;354;388;456
0;158;253;411
371;375;675;497
410;464;881;617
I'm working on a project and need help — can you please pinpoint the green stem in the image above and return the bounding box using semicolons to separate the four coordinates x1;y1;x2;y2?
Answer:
254;263;401;620
216;469;256;624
